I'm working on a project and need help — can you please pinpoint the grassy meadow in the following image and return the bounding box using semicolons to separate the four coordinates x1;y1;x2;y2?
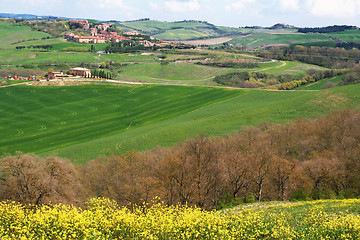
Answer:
118;61;231;85
0;84;242;162
117;20;245;40
0;21;51;49
228;32;331;48
118;20;209;33
295;76;343;90
39;83;360;163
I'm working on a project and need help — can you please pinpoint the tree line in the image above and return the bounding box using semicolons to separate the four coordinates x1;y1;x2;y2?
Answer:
257;45;360;69
0;110;359;209
213;69;342;89
297;25;358;34
90;69;112;79
15;45;53;51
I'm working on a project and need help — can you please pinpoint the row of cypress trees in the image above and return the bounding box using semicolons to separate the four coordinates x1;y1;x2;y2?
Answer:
89;69;112;79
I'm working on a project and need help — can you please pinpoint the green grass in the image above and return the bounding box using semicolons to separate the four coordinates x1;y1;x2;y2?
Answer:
154;29;208;40
0;84;242;163
119;62;229;84
229;32;332;48
51;42;109;51
0;49;97;65
118;20;247;40
296;76;343;90
0;21;50;49
326;29;360;42
257;61;326;75
0;49;161;69
42;83;360;163
293;41;338;48
12;37;65;47
118;20;209;33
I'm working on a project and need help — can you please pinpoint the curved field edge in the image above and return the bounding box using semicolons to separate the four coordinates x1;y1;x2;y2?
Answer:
44;84;360;164
0;84;243;158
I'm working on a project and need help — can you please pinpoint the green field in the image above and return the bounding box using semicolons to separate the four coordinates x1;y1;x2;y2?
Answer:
0;21;50;49
228;32;332;48
12;39;109;52
118;20;209;33
32;83;360;163
326;29;360;42
116;60;325;86
119;62;231;85
117;20;245;40
0;49;160;70
154;29;208;40
256;61;326;75
0;84;242;163
296;76;343;90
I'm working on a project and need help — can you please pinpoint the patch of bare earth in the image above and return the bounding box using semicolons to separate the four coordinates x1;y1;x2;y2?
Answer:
177;37;232;46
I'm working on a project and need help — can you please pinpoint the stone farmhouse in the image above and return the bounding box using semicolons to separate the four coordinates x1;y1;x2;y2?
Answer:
69;67;91;77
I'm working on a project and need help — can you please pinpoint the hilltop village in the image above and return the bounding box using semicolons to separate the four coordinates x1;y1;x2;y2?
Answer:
64;19;175;48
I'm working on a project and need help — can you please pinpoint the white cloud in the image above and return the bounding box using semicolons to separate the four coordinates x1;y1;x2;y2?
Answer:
305;0;360;18
279;0;299;11
225;0;255;11
19;0;60;6
149;2;159;10
165;0;200;12
98;0;125;8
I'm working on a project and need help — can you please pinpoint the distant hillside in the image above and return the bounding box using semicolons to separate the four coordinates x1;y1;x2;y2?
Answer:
1;13;360;47
0;13;66;20
268;23;296;29
113;20;246;41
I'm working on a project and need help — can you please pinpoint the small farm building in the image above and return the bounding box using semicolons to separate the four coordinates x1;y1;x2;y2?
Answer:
69;67;91;77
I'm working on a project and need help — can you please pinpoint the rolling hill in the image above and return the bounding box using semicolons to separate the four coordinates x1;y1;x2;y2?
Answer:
0;84;242;163
0;21;51;49
115;20;360;48
0;82;357;164
115;20;245;40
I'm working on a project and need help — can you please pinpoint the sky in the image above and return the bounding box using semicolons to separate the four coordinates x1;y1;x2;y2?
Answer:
1;0;360;27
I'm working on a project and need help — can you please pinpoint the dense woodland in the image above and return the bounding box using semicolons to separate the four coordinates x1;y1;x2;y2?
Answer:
297;25;358;33
257;46;360;68
0;110;359;209
214;68;345;89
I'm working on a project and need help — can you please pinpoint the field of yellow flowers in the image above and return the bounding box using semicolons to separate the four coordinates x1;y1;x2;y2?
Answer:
0;198;359;239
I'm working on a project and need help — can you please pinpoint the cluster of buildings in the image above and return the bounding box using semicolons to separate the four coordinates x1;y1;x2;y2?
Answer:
66;19;139;43
47;67;91;80
65;31;130;43
65;19;177;47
